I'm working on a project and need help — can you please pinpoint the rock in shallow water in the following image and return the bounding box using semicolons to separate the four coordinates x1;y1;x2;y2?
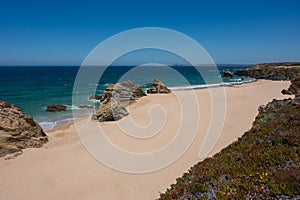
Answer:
0;100;48;157
222;71;233;78
46;104;67;112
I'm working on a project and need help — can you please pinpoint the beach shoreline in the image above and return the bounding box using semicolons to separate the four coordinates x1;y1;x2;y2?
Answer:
44;78;258;132
0;79;293;200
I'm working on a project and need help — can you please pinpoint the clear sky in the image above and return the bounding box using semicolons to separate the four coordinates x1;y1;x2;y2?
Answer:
1;0;300;65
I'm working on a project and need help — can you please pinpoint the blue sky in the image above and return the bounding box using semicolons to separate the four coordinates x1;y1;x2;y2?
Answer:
0;0;300;65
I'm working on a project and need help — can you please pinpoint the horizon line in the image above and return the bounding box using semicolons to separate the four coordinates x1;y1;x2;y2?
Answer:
0;63;256;67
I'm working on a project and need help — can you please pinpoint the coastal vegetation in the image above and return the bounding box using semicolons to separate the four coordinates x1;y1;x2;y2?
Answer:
160;63;300;199
160;95;300;199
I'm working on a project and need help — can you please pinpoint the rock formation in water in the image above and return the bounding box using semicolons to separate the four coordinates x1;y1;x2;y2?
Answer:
147;77;171;94
46;104;67;112
0;100;48;157
222;71;233;78
92;80;146;122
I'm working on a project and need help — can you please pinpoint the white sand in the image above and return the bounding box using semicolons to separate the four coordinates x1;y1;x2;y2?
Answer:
0;80;292;200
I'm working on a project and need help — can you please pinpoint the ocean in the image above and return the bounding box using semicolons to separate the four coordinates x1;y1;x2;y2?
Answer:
0;65;253;130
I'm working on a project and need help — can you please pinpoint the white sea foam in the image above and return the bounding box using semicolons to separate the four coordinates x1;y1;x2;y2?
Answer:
88;83;99;86
88;99;100;103
39;121;57;131
43;104;87;111
168;79;255;91
66;105;81;110
39;117;77;131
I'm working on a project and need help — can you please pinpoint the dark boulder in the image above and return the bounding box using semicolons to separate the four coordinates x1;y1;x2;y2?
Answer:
222;71;233;78
46;104;67;112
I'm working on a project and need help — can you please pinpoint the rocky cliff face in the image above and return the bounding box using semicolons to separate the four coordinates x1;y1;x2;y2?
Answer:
235;62;300;80
0;100;48;157
147;77;171;94
92;80;146;122
282;77;300;96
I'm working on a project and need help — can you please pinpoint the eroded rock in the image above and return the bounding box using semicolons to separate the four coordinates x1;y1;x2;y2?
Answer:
147;77;171;94
46;104;67;112
0;100;48;157
222;71;233;78
92;80;145;121
281;77;300;96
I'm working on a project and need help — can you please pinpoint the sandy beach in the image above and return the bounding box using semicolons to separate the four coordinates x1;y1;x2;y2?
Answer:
0;80;293;200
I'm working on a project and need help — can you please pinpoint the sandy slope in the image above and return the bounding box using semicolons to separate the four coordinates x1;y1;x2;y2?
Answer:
0;80;292;200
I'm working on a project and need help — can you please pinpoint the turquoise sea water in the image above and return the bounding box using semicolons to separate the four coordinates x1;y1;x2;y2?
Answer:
0;65;253;130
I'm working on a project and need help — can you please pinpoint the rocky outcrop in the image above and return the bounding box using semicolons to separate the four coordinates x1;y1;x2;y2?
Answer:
46;104;67;112
221;71;233;78
92;98;129;121
0;100;48;157
147;77;171;94
281;77;300;96
235;62;300;80
103;80;146;102
92;80;146;122
89;95;103;101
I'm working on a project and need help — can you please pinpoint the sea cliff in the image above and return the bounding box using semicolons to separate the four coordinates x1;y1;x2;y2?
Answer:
235;62;300;80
